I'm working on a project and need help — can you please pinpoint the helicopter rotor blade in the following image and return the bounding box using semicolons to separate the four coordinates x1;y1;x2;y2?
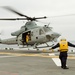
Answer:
34;16;47;19
48;14;75;18
0;17;47;21
2;6;30;18
2;6;47;21
0;18;27;20
29;16;47;21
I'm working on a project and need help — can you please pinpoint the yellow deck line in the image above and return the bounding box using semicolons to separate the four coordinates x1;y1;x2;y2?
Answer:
0;52;75;59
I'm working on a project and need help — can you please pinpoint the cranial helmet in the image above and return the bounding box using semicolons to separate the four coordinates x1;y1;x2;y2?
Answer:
27;33;29;34
60;38;66;41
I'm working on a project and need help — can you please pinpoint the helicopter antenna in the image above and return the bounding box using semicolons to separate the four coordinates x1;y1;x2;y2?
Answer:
47;23;50;27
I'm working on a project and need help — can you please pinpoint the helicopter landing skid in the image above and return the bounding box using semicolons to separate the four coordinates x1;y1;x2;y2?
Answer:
33;43;54;49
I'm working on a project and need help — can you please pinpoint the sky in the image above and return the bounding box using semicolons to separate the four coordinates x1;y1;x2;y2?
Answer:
0;0;75;41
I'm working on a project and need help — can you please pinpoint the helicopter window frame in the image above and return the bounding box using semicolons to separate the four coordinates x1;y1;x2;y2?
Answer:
43;26;52;32
39;29;44;35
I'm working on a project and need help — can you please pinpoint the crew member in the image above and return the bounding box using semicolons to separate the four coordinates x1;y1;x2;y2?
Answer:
26;33;30;43
50;38;75;69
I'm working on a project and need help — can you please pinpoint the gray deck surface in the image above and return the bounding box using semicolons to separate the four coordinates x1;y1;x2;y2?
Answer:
0;49;75;75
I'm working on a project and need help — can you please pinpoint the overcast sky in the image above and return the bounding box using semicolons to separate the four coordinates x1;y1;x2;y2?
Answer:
0;0;75;41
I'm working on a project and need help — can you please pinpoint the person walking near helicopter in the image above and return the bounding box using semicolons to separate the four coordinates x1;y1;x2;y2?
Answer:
50;38;75;69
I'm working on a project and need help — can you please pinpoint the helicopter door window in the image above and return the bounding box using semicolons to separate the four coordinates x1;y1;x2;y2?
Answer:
39;29;44;35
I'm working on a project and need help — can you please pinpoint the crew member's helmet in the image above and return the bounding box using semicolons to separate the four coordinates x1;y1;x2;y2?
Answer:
27;33;29;34
60;38;66;41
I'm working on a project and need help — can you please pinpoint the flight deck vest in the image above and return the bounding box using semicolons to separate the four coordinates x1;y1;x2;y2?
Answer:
59;40;68;52
26;35;29;43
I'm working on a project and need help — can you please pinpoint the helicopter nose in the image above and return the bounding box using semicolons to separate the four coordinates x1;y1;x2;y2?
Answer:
46;32;61;41
52;32;61;38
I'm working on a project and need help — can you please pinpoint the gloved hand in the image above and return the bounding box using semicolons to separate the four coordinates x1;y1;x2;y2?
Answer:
49;48;54;52
49;48;52;50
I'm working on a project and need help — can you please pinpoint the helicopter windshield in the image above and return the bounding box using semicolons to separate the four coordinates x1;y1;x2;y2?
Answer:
43;25;52;32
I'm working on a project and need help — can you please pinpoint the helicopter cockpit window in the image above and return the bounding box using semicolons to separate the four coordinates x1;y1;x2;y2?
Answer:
39;29;44;35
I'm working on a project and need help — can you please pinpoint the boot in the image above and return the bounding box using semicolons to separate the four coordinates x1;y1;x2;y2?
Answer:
63;66;69;69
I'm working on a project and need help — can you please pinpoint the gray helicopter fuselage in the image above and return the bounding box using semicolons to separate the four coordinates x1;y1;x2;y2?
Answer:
17;25;60;45
0;25;60;46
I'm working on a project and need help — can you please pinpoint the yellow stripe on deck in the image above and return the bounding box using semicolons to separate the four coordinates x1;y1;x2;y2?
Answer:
0;52;75;59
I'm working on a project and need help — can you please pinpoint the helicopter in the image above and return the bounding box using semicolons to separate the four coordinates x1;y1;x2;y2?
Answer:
0;6;60;49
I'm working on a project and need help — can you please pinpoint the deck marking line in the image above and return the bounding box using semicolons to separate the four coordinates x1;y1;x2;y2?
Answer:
49;53;55;56
52;58;61;66
49;53;61;66
0;56;16;58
